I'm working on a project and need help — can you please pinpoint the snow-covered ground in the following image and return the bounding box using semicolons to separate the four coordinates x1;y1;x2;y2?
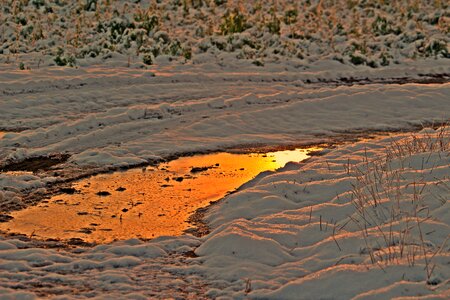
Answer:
0;58;449;300
1;63;449;211
199;128;450;299
0;128;448;299
1;0;450;298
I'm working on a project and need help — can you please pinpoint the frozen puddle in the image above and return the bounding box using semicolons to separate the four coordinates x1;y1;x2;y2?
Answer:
1;148;317;243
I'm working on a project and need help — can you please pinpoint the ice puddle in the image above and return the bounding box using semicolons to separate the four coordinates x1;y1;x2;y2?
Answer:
1;148;318;243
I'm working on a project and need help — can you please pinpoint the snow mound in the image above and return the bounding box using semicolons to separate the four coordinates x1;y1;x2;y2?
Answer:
194;129;450;299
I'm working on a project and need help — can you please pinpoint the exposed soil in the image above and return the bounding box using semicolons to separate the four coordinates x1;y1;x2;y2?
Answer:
0;154;71;173
327;73;450;87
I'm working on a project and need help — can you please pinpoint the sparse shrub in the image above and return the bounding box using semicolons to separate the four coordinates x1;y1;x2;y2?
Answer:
334;23;346;36
190;0;204;9
332;55;344;64
143;54;153;65
140;15;159;34
379;52;392;66
169;40;182;56
211;38;226;51
15;15;27;26
366;59;377;68
54;56;66;66
220;9;247;35
252;59;264;66
424;39;449;58
284;9;297;25
195;26;205;38
0;0;447;68
349;52;366;65
31;0;46;9
21;25;34;38
151;46;160;58
84;0;97;11
154;31;170;44
372;15;401;36
267;11;281;35
198;40;211;52
66;55;76;67
183;47;192;60
109;19;133;42
214;0;227;5
54;48;76;67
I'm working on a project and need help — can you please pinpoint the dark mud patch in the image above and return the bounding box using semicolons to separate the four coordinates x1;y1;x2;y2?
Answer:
0;214;14;222
0;231;95;249
185;207;211;237
315;73;450;87
1;154;71;173
59;187;78;195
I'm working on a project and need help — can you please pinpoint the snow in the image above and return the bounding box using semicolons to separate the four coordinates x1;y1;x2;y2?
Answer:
0;62;449;300
193;129;449;299
1;67;449;199
0;0;449;298
0;236;205;299
0;129;448;298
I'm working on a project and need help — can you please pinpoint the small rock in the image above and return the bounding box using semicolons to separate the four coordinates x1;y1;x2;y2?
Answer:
79;228;93;234
60;187;77;194
190;166;209;173
96;191;111;196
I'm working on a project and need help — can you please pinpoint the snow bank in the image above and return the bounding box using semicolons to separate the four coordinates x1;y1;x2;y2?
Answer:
194;128;450;299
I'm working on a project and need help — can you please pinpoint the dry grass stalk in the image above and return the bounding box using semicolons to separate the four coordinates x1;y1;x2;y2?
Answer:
346;125;449;280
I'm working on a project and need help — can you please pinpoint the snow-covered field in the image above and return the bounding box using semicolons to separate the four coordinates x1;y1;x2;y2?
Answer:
0;128;449;299
1;63;449;210
1;0;450;299
0;64;449;298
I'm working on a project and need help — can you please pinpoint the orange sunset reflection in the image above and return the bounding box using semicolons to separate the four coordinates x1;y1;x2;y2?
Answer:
1;148;318;243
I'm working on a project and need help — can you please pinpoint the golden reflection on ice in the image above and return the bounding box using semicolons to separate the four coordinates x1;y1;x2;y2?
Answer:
1;148;318;243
